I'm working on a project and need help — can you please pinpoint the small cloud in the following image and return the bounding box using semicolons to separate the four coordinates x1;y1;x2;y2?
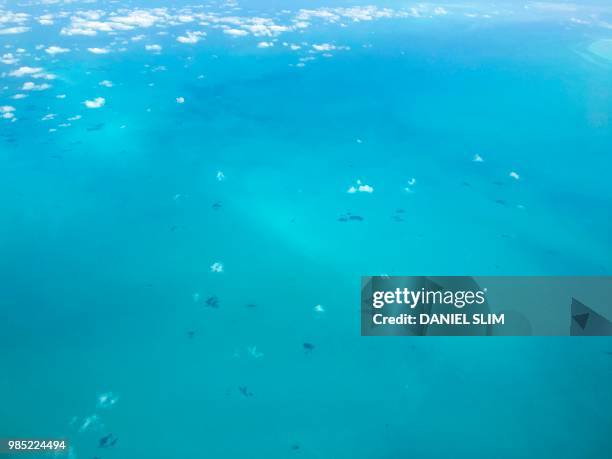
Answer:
145;44;162;52
78;414;101;433
257;41;274;48
313;43;336;52
99;80;113;87
84;97;105;109
11;94;27;99
348;179;374;193
38;15;54;26
1;53;18;64
45;46;70;55
404;178;417;193
67;115;81;121
224;28;248;37
177;31;205;44
509;171;520;180
9;66;43;77
473;154;484;162
176;96;185;104
216;171;225;181
246;346;264;359
0;27;30;35
1;105;16;120
41;113;56;121
56;94;67;99
88;47;110;54
210;262;223;273
22;81;51;91
314;304;325;313
97;392;119;409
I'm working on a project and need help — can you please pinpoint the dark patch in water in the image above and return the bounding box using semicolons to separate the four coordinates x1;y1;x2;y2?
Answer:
187;330;195;339
495;199;507;206
303;342;314;352
87;123;105;131
239;386;253;397
338;212;363;222
205;296;219;308
212;201;222;210
99;434;117;448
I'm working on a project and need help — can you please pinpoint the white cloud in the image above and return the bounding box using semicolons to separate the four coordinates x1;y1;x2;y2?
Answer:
0;27;29;35
22;81;51;91
99;80;113;87
177;30;205;44
1;106;16;118
145;44;162;52
257;41;274;48
84;97;106;109
68;115;82;121
509;171;520;180
32;72;56;80
404;178;417;193
312;43;336;52
224;28;248;37
88;47;110;54
1;53;18;64
9;66;43;77
38;15;54;26
178;15;195;23
45;46;70;55
347;179;374;193
473;154;484;162
210;262;224;273
176;96;185;104
97;392;119;409
11;94;27;100
61;27;97;36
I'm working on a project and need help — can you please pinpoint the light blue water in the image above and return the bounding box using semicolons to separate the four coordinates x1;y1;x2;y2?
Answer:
1;1;611;458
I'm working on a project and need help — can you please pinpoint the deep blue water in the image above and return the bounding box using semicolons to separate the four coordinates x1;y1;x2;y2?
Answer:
1;1;611;458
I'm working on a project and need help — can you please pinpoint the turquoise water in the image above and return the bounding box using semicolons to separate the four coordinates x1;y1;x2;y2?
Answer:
1;1;611;458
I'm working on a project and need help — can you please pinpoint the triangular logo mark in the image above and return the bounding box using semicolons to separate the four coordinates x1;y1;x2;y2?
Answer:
572;313;589;330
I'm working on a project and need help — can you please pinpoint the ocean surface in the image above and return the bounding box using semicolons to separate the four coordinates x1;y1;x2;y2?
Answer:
1;1;611;458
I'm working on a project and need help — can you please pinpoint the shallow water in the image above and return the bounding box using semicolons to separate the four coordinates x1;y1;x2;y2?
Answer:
1;1;611;458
